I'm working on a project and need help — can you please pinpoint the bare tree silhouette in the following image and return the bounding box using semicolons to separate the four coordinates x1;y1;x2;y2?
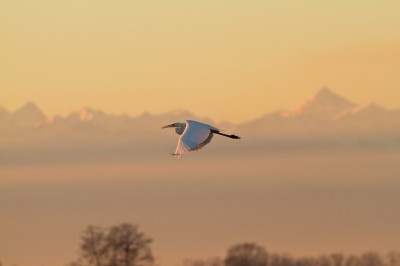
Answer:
182;245;400;266
330;253;345;266
80;225;106;266
387;251;400;266
224;243;268;266
69;223;153;266
183;257;223;266
360;252;384;266
345;255;362;266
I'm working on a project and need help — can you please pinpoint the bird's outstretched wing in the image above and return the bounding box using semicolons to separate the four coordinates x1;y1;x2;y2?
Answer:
173;120;217;156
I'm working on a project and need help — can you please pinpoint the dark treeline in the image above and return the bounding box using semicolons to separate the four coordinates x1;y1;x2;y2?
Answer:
184;243;400;266
3;224;399;266
67;224;399;266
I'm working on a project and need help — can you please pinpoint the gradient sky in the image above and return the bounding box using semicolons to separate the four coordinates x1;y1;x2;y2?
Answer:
2;3;400;265
2;0;400;122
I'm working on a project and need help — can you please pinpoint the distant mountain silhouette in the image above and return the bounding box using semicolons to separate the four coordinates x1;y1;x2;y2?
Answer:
289;87;357;119
0;102;46;128
238;88;399;137
1;88;399;163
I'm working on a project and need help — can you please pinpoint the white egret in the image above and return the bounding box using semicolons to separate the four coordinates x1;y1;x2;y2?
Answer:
162;120;240;157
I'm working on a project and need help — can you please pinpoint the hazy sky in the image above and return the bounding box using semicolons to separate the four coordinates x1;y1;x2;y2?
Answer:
1;153;400;266
2;0;400;122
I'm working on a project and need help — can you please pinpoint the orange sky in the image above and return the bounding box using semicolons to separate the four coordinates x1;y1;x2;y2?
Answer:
2;3;400;265
2;0;400;122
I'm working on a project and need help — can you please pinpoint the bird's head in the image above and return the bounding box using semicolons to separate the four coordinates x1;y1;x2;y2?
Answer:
161;122;185;129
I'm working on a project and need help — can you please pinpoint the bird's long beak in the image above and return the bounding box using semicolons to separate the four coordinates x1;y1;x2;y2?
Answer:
161;124;175;129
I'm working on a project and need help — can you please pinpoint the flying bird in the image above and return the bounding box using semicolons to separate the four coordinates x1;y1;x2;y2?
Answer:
162;120;240;157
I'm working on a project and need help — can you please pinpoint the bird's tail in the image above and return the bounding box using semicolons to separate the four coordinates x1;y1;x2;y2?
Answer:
212;130;241;139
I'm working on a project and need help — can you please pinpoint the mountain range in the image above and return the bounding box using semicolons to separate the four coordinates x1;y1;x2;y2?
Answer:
1;88;399;164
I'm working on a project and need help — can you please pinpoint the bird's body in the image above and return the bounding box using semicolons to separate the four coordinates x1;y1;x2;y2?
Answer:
162;120;240;157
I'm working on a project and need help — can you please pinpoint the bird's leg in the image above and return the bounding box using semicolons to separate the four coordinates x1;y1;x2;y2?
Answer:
170;153;181;158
